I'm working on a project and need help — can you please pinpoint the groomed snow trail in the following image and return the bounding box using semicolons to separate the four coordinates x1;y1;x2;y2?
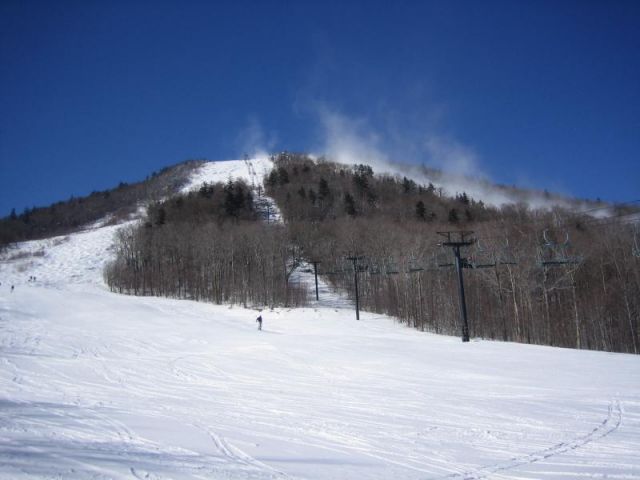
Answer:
1;160;639;480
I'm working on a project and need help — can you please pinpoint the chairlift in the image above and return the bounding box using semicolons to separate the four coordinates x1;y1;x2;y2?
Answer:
543;229;570;248
368;263;382;275
323;263;346;275
540;229;581;266
323;270;343;275
497;237;517;265
408;260;424;273
384;257;400;275
436;246;454;268
467;238;496;269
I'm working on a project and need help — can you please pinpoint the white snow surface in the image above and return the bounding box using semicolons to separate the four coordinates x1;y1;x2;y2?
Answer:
181;157;275;194
1;159;640;479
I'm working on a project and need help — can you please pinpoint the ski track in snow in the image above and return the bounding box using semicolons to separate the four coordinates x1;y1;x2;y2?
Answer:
437;400;624;480
1;158;639;479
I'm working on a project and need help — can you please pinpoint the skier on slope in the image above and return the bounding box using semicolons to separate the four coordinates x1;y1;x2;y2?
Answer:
256;314;263;331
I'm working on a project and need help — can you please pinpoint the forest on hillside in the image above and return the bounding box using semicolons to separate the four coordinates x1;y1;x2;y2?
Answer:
265;153;640;353
105;153;639;353
104;179;307;307
0;161;202;248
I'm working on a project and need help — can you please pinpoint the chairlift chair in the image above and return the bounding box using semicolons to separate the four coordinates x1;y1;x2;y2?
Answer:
497;237;517;265
384;257;400;275
467;238;496;269
408;259;425;273
368;263;382;275
540;229;582;266
436;246;454;268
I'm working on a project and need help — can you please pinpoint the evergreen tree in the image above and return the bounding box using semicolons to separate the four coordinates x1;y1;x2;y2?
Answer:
353;164;373;192
155;207;166;226
353;172;369;191
402;177;416;193
233;184;246;212
224;181;237;216
199;183;214;198
416;200;426;220
456;192;470;205
465;208;473;222
318;178;330;199
267;170;279;187
277;167;290;185
354;164;373;177
344;193;357;216
21;208;31;224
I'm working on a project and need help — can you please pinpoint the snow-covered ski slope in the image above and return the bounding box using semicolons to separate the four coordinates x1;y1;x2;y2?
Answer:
1;159;639;479
182;156;283;224
181;156;273;193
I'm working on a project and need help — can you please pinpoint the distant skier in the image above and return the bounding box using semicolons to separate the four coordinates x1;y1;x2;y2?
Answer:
11;285;14;293
256;314;263;331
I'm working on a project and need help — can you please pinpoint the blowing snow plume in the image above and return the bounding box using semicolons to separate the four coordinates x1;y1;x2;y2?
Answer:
316;108;390;169
313;107;584;210
235;115;277;160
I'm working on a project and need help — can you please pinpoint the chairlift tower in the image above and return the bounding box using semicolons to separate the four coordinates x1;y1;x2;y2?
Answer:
310;260;321;301
346;255;364;320
437;231;475;342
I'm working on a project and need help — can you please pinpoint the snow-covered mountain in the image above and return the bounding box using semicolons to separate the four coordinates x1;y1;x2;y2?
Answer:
1;158;639;479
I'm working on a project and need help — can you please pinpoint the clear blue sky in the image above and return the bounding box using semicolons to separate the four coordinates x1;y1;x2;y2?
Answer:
1;0;638;216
